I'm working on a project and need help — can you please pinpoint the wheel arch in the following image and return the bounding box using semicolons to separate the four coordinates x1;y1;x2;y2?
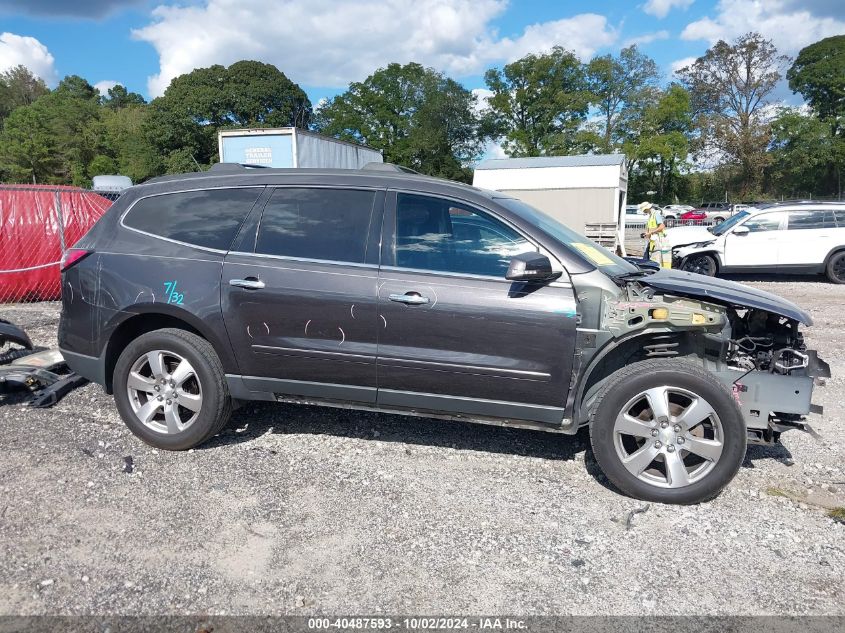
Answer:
823;245;845;267
568;330;710;429
102;305;237;394
679;250;722;272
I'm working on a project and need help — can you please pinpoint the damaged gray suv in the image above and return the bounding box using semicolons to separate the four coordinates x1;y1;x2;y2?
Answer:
59;163;830;504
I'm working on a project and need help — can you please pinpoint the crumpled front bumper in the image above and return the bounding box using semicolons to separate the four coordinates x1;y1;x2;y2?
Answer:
720;349;831;442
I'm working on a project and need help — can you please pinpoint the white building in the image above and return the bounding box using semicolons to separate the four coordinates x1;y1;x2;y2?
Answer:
473;154;629;253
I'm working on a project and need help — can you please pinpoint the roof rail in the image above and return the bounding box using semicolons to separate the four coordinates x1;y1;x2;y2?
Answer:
361;162;420;174
209;162;270;172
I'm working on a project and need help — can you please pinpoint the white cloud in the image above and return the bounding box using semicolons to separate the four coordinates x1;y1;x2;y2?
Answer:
670;56;697;74
642;0;694;19
471;87;494;116
0;32;58;85
681;0;845;56
133;0;618;97
622;30;670;47
94;80;121;95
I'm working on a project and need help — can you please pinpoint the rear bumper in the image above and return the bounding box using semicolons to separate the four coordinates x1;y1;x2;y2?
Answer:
60;348;106;387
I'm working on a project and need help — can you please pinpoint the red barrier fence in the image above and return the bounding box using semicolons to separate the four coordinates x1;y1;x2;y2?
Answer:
0;185;114;302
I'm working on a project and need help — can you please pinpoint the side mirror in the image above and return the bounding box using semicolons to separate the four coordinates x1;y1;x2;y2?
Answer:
732;225;750;236
506;252;561;282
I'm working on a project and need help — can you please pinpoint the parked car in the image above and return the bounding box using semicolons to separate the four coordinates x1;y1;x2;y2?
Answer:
662;204;695;219
58;163;829;504
680;209;707;221
690;202;734;223
672;203;845;283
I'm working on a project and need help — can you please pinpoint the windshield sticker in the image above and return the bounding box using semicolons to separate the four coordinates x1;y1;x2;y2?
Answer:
571;243;615;266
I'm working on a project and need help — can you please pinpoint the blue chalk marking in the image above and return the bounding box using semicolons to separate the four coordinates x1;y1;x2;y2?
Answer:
163;281;184;305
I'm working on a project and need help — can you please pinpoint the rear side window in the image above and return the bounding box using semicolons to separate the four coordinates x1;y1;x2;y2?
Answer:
256;188;376;263
124;188;262;250
787;209;835;230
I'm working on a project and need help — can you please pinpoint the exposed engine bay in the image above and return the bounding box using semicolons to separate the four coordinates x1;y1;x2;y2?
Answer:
726;309;809;374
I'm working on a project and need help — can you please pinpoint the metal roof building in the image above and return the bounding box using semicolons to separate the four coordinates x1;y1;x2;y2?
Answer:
473;154;629;252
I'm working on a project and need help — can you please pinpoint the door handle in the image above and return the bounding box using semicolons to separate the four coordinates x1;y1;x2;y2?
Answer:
229;278;265;290
389;292;430;305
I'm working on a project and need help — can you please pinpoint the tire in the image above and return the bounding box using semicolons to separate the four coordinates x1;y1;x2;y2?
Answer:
589;359;746;504
682;253;717;276
112;328;232;450
825;251;845;284
713;216;725;223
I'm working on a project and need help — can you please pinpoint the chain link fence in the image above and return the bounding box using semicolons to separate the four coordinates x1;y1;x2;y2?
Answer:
0;185;117;303
624;218;717;257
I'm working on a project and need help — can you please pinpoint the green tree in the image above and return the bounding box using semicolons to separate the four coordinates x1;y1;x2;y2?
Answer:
625;84;693;203
0;65;49;122
0;105;60;183
96;105;162;183
101;84;146;110
678;32;789;196
787;35;845;127
315;62;483;181
583;45;660;153
0;75;102;185
768;107;845;198
482;46;589;157
147;60;311;169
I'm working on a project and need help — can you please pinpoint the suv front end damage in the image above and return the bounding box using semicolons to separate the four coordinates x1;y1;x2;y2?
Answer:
571;269;829;446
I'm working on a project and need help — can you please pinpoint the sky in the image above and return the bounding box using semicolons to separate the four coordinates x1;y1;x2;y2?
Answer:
1;0;844;107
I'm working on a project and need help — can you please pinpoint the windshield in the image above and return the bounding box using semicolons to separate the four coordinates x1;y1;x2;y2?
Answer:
711;211;749;235
495;197;637;276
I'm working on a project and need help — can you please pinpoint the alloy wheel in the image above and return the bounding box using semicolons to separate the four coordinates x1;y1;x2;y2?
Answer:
684;255;715;276
126;350;203;434
833;255;845;283
613;386;724;489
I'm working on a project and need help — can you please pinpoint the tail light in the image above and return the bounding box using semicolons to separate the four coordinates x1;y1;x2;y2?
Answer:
60;248;93;272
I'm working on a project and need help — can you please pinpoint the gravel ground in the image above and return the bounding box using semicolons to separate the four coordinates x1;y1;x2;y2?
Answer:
0;277;843;616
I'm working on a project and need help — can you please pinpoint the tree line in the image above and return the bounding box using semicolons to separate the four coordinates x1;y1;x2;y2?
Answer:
1;32;843;204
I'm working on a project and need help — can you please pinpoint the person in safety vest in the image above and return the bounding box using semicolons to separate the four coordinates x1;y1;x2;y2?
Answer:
638;201;670;268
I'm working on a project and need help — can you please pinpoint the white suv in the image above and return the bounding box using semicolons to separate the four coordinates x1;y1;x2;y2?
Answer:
670;203;845;283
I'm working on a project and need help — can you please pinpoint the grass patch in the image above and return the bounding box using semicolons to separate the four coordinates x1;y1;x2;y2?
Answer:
766;486;791;498
828;507;845;524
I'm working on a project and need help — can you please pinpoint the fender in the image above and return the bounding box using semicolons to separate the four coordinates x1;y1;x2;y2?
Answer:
823;245;845;266
98;301;241;386
677;249;723;271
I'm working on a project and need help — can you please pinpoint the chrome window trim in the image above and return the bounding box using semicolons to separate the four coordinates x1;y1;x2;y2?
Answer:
119;185;266;255
227;251;379;270
378;265;572;287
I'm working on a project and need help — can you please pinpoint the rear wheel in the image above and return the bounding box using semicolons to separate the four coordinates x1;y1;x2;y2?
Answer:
113;328;232;450
682;253;717;276
712;216;725;223
826;251;845;284
589;360;746;504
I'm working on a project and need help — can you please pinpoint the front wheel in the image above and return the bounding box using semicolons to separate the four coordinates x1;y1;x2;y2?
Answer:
826;251;845;284
113;328;232;450
589;360;746;504
682;253;717;276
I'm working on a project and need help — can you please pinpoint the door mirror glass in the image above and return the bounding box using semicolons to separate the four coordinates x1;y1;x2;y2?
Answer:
732;225;750;236
506;252;561;282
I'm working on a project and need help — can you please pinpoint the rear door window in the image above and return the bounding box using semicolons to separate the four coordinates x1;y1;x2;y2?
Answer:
255;187;376;263
123;188;262;251
786;209;835;230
